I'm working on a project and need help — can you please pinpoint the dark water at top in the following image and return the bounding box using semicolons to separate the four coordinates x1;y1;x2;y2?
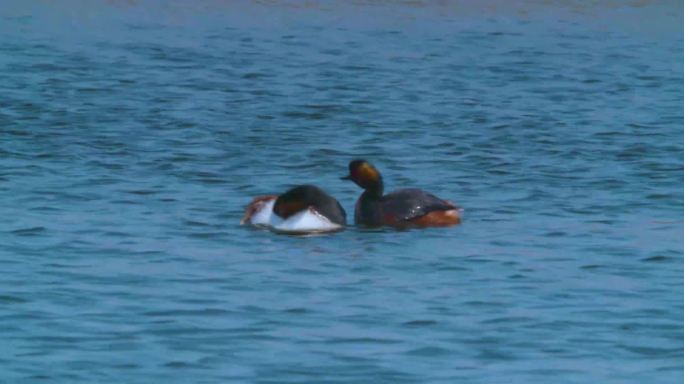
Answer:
1;1;683;382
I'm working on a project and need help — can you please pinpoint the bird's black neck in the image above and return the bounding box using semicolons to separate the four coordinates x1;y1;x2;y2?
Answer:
362;178;384;199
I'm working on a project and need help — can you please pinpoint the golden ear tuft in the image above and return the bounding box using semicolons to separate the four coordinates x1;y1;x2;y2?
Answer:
358;163;379;184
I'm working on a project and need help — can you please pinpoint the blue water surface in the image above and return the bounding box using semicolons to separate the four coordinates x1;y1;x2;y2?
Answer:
1;1;684;383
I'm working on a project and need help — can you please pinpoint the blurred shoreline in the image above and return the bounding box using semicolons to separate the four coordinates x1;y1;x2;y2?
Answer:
3;0;683;35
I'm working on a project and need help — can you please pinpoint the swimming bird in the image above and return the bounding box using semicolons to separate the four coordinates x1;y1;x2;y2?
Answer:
341;159;461;228
241;185;346;234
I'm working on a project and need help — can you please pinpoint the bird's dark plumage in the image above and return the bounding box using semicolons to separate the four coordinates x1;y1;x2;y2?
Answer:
273;185;347;226
342;160;460;228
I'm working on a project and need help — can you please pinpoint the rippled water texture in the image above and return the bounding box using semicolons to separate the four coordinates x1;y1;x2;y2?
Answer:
1;1;683;383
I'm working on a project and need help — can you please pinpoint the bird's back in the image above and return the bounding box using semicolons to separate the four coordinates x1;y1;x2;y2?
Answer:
381;188;456;222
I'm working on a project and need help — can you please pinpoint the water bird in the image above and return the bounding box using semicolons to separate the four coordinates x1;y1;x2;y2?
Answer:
341;159;461;228
241;185;346;234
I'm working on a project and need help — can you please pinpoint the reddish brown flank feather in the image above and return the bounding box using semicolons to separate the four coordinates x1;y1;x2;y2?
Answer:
383;212;398;226
405;209;461;227
273;199;307;219
240;195;277;225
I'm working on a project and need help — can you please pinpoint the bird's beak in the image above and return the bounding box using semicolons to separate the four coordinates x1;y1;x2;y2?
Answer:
340;175;351;180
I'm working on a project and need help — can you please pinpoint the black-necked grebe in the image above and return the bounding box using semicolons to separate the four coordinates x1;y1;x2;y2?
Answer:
341;160;461;228
241;185;346;234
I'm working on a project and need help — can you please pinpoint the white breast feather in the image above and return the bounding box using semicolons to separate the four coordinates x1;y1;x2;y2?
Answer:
248;201;341;234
